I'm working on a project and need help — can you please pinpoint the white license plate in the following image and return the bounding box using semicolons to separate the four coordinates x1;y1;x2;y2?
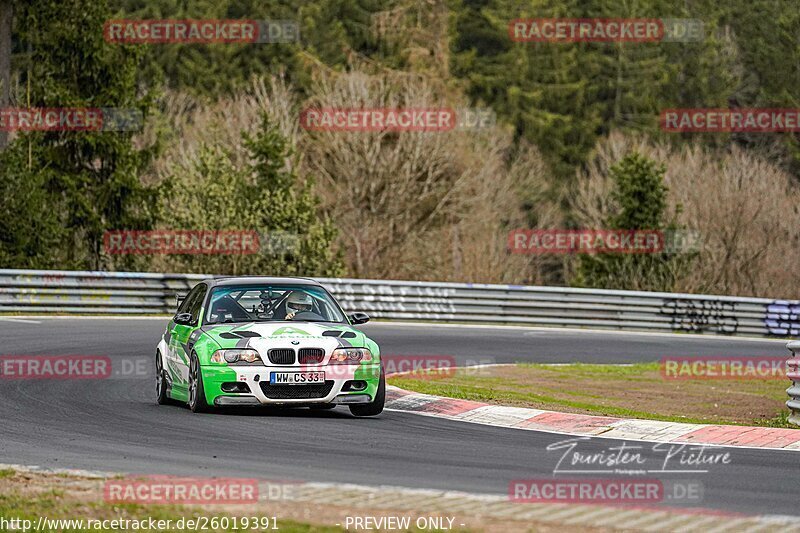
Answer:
270;371;325;385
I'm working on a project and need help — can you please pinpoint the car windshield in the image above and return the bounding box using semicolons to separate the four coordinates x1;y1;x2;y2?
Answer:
204;284;347;325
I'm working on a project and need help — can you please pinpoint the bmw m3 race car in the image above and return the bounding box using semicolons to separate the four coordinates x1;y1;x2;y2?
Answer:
155;277;384;416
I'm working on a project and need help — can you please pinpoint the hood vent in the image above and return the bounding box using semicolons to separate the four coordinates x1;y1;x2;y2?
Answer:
218;330;262;339
322;330;357;338
234;330;262;338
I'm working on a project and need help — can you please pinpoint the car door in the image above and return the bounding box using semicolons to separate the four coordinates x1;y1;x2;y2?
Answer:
167;283;206;396
165;285;196;388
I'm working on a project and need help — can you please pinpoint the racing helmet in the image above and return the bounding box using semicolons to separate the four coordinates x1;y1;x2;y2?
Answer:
287;291;313;313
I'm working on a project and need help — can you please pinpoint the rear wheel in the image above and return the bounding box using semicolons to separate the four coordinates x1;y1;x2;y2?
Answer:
156;351;168;405
188;353;210;413
349;368;385;417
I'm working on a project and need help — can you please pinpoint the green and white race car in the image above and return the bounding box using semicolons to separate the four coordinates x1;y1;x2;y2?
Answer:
155;277;385;416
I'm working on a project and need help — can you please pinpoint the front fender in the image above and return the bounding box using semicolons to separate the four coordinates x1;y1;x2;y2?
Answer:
156;337;169;359
193;333;222;365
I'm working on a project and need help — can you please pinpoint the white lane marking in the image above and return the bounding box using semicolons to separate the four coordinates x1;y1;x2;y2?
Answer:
385;362;515;379
0;315;168;320
0;317;41;324
368;320;791;343
0;316;791;343
521;327;788;343
592;508;650;527
702;518;760;533
559;505;624;525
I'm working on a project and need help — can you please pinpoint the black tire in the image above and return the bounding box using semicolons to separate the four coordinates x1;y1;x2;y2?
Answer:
188;352;210;413
156;351;169;405
349;368;385;417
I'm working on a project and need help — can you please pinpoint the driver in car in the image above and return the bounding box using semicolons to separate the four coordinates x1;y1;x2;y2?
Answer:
285;291;313;320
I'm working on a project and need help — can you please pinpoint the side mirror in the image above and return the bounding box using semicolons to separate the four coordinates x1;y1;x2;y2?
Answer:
174;312;194;326
349;312;370;325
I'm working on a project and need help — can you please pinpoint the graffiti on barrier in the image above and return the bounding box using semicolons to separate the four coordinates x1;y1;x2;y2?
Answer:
660;298;738;334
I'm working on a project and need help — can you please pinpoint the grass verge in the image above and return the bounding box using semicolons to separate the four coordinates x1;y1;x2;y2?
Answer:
387;362;795;428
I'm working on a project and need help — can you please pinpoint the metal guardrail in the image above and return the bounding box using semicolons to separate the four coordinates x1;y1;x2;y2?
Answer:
1;269;799;337
787;341;800;425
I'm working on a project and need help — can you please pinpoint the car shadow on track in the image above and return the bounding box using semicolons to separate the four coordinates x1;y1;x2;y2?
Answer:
152;401;382;420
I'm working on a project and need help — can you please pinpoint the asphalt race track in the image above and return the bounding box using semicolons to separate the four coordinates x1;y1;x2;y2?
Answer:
0;318;795;518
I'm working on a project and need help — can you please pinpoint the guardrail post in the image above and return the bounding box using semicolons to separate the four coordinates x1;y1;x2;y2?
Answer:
786;341;800;426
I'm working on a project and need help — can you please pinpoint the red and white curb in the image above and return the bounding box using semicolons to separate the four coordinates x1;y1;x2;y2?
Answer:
385;386;800;451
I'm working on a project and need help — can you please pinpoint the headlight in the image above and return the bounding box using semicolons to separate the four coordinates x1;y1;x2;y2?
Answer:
329;347;372;365
210;349;263;365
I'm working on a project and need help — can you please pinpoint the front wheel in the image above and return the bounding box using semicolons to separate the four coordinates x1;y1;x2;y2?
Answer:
188;353;210;413
349;368;385;417
156;351;168;405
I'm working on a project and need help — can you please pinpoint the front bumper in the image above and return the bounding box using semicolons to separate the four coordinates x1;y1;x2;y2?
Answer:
201;363;381;406
213;393;372;406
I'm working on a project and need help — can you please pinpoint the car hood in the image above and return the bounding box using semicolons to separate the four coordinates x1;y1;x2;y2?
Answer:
201;322;367;351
